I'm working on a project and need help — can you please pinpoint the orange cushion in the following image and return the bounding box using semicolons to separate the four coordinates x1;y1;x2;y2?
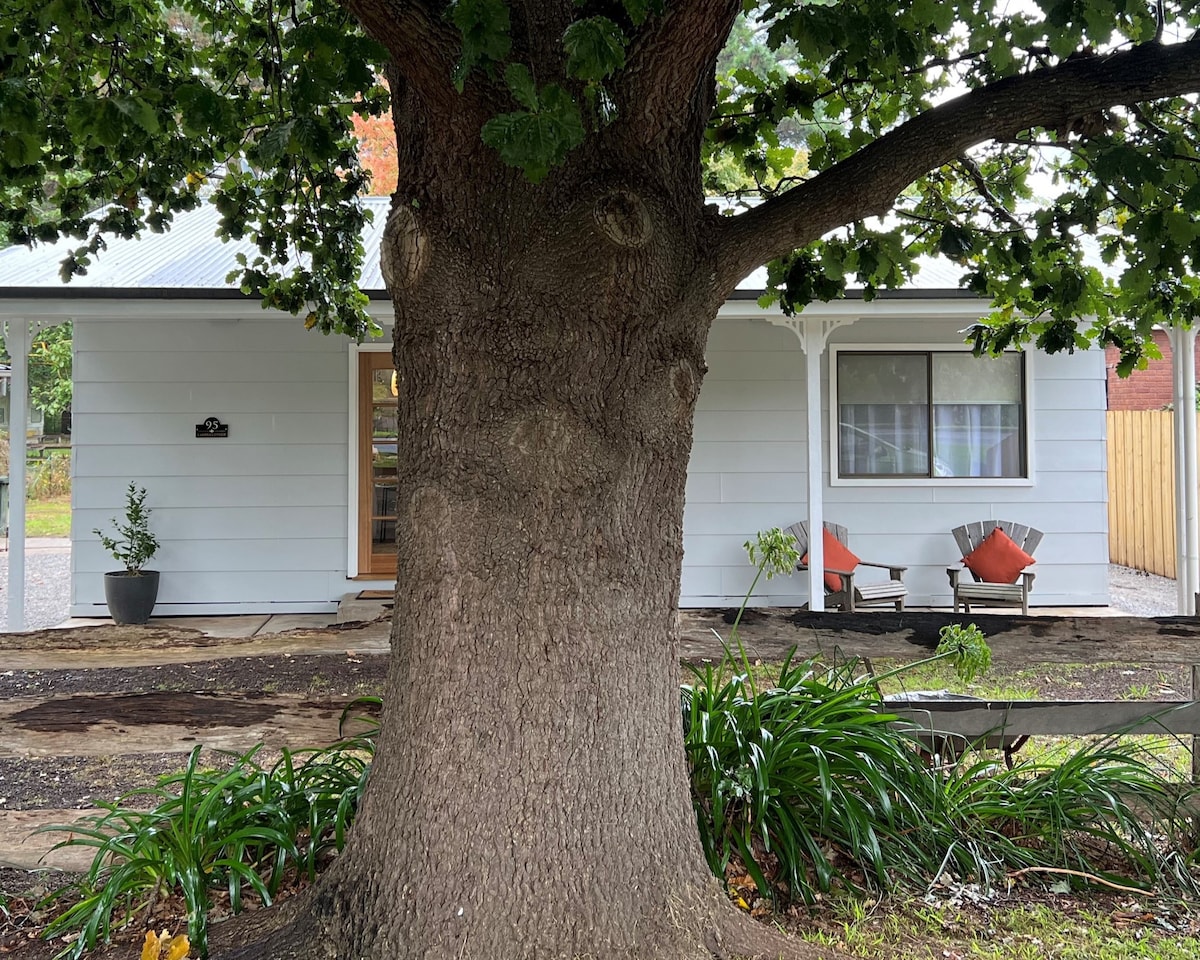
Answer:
963;528;1035;584
801;528;861;592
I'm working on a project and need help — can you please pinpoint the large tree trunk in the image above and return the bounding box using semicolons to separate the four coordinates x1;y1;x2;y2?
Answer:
218;128;818;960
216;6;832;956
316;195;724;956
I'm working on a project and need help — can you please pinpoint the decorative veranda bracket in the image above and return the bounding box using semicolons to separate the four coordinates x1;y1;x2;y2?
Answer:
764;315;858;354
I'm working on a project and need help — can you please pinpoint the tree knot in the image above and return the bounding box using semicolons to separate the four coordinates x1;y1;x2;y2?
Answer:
593;189;653;248
381;203;430;290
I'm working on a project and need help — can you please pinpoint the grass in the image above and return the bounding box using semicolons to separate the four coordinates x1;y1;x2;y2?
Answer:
24;494;71;537
797;898;1200;959
28;451;70;499
870;658;1051;700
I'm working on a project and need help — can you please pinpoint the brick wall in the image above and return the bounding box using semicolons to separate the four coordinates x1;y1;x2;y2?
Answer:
1105;329;1200;410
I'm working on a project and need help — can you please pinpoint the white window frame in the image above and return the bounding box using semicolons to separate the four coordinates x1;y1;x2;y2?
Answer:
828;343;1035;487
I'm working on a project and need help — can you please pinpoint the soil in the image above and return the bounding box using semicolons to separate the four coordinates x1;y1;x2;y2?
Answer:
0;652;387;813
0;652;388;700
0;645;1192;811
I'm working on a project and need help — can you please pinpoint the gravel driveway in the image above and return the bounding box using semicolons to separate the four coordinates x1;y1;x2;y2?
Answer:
1107;562;1179;617
0;539;71;632
0;540;1183;633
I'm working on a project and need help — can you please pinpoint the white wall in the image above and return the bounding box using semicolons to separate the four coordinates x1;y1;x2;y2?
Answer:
681;308;1109;608
67;298;1109;616
71;312;360;615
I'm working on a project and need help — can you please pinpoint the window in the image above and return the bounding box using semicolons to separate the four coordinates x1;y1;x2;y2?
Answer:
836;351;1025;479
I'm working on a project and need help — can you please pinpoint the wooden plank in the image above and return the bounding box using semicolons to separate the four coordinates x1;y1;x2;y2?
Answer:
1123;411;1136;569
0;808;104;871
1192;665;1200;783
1135;411;1150;572
886;699;1200;737
0;691;375;759
1155;411;1172;577
1110;410;1128;568
1148;412;1162;574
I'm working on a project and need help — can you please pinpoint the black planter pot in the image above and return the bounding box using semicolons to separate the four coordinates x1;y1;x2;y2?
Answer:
103;570;160;625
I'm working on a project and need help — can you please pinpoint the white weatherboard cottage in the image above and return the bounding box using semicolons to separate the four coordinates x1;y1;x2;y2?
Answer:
0;198;1109;624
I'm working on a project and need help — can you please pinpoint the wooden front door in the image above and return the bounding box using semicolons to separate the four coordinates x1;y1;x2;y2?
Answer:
358;352;399;578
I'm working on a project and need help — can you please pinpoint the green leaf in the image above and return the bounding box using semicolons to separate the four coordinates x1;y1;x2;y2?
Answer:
113;96;160;135
482;83;584;183
503;63;540;111
258;121;296;163
619;0;662;25
563;16;627;82
450;0;512;89
2;132;39;165
938;223;974;259
987;40;1013;73
175;83;226;136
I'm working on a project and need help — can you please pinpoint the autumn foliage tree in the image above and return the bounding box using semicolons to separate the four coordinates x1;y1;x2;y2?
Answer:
6;2;1200;958
352;105;399;195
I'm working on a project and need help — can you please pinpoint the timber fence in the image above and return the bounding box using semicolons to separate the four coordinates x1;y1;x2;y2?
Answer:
1107;409;1178;578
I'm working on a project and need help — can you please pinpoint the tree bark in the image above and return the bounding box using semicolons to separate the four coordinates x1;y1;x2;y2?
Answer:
211;48;830;952
312;212;724;957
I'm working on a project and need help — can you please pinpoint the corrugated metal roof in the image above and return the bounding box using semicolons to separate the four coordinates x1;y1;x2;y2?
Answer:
0;197;975;295
0;198;395;290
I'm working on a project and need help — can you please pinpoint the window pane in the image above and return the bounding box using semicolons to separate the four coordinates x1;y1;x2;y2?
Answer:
372;403;397;438
372;519;397;554
933;353;1020;403
838;354;928;404
838;354;929;476
932;404;1023;477
839;404;929;475
372;367;396;402
932;354;1023;477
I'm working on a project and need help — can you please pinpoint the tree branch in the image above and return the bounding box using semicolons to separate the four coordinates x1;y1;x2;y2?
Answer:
956;156;1027;232
617;0;741;140
712;37;1200;295
345;0;460;104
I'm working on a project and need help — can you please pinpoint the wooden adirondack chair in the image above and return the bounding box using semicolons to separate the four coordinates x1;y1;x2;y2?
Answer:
784;520;908;613
947;520;1043;615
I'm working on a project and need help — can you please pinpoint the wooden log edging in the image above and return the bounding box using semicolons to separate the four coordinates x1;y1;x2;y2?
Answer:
679;609;1200;666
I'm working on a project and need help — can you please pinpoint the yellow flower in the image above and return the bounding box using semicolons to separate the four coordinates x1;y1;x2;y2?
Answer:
141;930;164;960
141;929;190;960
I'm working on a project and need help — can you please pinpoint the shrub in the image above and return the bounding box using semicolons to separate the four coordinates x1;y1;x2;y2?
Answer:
684;652;939;901
93;482;158;573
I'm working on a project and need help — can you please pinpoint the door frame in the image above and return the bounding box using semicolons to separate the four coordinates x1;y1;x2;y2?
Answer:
347;342;394;579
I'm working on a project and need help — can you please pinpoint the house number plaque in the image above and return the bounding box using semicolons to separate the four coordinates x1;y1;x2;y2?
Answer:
196;417;229;438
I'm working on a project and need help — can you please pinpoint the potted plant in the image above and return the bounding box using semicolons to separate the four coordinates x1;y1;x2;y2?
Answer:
94;482;161;624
